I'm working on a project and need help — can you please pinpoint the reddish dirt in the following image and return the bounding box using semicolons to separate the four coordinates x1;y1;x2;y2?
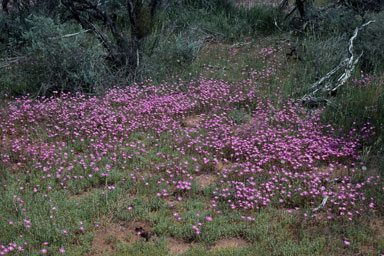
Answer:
167;238;192;255
316;165;350;179
164;196;181;208
181;115;202;128
211;238;249;251
370;218;384;237
195;174;217;189
360;245;375;255
200;160;232;175
215;161;232;171
316;164;380;181
359;220;382;255
89;221;152;255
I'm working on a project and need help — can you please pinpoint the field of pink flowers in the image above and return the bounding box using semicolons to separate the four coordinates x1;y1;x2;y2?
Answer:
0;44;383;255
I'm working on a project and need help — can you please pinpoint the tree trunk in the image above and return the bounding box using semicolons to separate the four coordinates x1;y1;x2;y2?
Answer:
296;0;306;18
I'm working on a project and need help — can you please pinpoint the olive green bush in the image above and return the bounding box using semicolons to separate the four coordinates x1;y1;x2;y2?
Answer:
0;15;107;96
356;11;384;72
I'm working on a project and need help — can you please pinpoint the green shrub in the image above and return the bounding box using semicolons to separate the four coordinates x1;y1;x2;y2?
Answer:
343;0;384;14
299;5;358;36
182;0;234;12
0;14;27;53
165;0;279;40
356;11;384;72
0;15;107;96
239;5;280;34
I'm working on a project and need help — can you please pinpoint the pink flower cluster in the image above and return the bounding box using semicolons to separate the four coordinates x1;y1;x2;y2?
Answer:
0;45;379;253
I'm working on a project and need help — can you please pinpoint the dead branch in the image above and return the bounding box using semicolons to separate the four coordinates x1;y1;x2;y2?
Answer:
278;0;289;12
308;57;349;92
302;20;375;101
312;195;329;213
311;176;346;215
229;41;251;49
274;17;284;32
49;29;91;40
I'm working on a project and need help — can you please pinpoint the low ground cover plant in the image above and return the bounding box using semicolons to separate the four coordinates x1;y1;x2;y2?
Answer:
0;43;383;255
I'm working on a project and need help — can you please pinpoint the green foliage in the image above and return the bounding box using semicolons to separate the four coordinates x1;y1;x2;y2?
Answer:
343;0;384;14
229;108;249;125
0;14;28;52
295;11;384;151
301;8;384;72
134;3;153;39
0;0;281;96
238;5;280;34
356;11;384;72
0;15;107;96
320;73;384;150
117;240;169;256
165;0;279;41
182;0;234;12
143;0;280;82
306;6;358;35
143;27;205;80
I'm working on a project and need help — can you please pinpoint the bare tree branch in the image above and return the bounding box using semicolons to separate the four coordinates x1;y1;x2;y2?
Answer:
302;20;375;103
49;29;91;39
312;195;329;213
61;0;161;71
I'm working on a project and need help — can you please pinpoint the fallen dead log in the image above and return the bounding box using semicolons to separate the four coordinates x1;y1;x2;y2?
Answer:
300;20;375;109
312;195;329;213
304;20;375;98
48;29;91;40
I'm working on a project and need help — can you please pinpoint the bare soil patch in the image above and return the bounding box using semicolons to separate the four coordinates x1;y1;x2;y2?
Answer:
200;161;232;175
316;164;380;181
167;238;192;255
360;245;376;255
181;115;203;128
215;161;232;171
211;238;249;251
316;165;349;179
370;218;384;238
89;221;153;255
195;174;217;189
121;220;153;241
164;196;181;208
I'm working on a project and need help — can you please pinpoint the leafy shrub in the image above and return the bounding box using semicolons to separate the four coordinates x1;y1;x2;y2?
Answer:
239;5;279;35
0;0;63;53
300;5;358;36
182;0;234;12
0;13;27;53
165;0;279;41
297;8;384;74
356;11;384;72
0;15;107;96
343;0;384;14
